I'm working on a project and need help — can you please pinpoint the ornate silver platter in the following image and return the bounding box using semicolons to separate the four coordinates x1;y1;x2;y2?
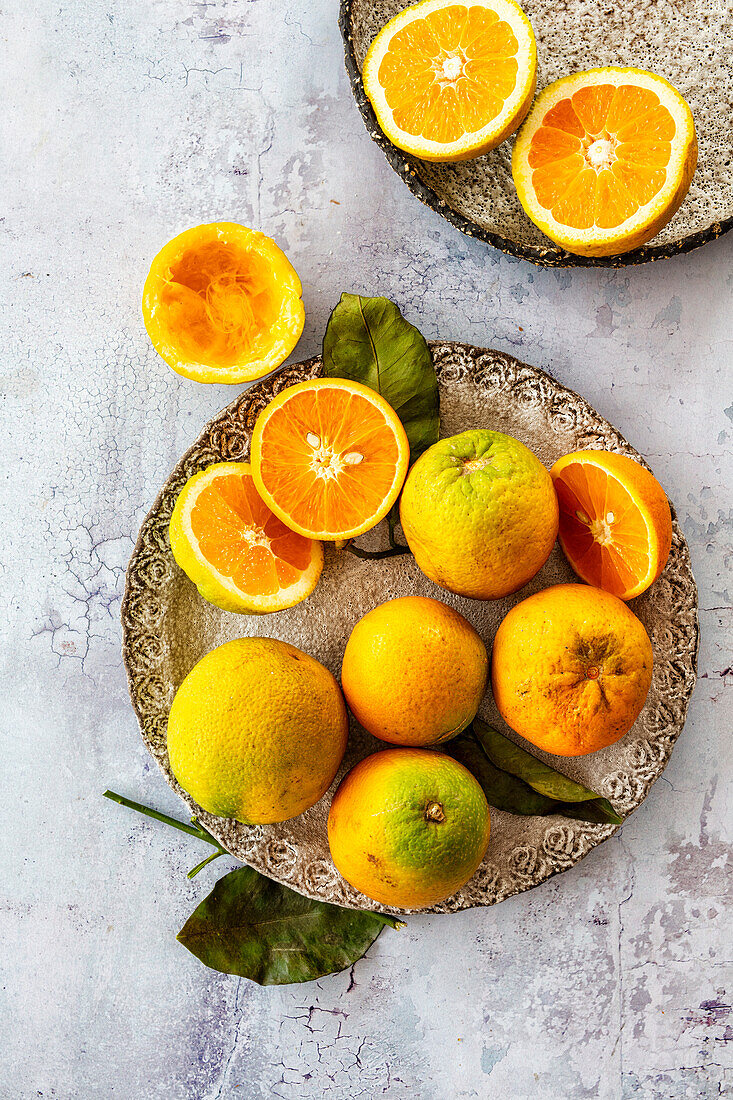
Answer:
341;0;733;267
122;344;698;912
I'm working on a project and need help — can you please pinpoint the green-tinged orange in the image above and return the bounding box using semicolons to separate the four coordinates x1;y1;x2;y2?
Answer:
328;748;491;908
167;638;348;824
399;429;559;599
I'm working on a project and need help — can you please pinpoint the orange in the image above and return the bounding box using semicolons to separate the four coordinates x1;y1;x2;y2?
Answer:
362;0;537;162
327;748;491;908
341;596;488;746
251;377;410;541
169;462;323;614
142;222;304;383
491;583;653;757
512;68;697;256
167;637;348;824
551;450;673;600
399;429;558;599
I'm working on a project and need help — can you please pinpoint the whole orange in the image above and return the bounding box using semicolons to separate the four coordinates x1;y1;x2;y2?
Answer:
341;596;488;746
491;583;653;756
399;429;559;600
328;748;491;908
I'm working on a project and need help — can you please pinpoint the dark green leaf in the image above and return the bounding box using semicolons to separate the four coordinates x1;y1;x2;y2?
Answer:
323;293;439;461
178;866;403;985
448;724;623;824
473;719;622;823
448;731;558;815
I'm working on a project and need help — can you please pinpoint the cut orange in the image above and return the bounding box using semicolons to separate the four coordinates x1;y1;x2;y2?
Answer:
169;462;323;614
362;0;537;162
512;68;697;256
143;223;304;383
550;450;673;601
250;378;410;541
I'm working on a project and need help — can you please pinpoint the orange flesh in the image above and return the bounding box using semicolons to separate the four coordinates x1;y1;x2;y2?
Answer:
258;388;402;533
553;462;651;597
528;84;677;229
378;5;520;141
190;472;314;596
160;242;279;367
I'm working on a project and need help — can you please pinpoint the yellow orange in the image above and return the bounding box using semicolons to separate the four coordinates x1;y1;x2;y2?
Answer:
491;583;653;756
251;377;410;541
167;638;348;824
551;450;672;600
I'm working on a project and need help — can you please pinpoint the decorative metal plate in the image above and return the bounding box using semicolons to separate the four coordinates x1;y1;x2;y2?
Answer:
340;0;733;267
122;344;698;912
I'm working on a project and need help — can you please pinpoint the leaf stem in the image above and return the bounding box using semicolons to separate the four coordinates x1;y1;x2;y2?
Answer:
103;790;226;851
345;543;410;560
187;850;226;879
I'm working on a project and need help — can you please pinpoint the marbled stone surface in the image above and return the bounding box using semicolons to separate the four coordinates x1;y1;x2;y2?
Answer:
1;2;730;1097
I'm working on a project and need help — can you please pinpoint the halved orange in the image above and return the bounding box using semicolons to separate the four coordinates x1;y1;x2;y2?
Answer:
250;378;410;541
550;450;673;600
362;0;537;162
169;462;323;614
512;68;697;256
143;223;304;383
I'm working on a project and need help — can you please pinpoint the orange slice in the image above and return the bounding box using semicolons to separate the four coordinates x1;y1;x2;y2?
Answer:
250;378;410;541
550;450;673;600
362;0;537;162
512;68;697;256
169;462;323;613
143;223;304;383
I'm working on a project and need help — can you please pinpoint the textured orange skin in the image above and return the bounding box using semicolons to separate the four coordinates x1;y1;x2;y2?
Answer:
327;748;491;908
551;450;673;600
491;584;653;756
341;596;488;746
167;638;348;823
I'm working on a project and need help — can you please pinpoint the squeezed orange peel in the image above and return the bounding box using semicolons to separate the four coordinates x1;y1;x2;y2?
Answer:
142;222;304;383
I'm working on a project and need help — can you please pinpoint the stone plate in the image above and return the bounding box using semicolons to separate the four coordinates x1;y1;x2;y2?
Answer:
340;0;733;267
122;344;698;912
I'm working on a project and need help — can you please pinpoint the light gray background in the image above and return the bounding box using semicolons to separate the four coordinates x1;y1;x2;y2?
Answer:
1;1;730;1098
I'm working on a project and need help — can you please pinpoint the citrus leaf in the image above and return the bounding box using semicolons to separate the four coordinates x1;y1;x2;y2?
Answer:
177;865;402;985
323;292;439;461
448;724;623;824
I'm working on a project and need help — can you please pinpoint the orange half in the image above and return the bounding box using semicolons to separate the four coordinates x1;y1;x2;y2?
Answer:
362;0;537;162
550;450;673;600
250;378;410;541
512;68;697;256
169;462;323;614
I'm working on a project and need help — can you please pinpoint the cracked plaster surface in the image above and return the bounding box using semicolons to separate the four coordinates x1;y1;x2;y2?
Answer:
0;0;730;1097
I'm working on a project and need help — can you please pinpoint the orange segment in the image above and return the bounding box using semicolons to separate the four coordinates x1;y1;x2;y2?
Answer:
550;450;673;601
250;378;410;541
362;0;537;162
169;462;323;614
512;68;697;256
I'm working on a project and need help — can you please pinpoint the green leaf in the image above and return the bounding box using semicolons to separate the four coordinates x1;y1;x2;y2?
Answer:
473;720;622;823
178;866;403;985
322;293;439;461
448;723;623;825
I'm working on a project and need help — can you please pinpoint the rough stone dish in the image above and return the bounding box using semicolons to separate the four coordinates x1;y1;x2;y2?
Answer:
122;344;699;912
340;0;733;267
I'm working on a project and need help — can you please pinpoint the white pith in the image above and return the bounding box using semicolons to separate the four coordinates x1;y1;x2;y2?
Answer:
512;68;696;249
362;0;536;158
